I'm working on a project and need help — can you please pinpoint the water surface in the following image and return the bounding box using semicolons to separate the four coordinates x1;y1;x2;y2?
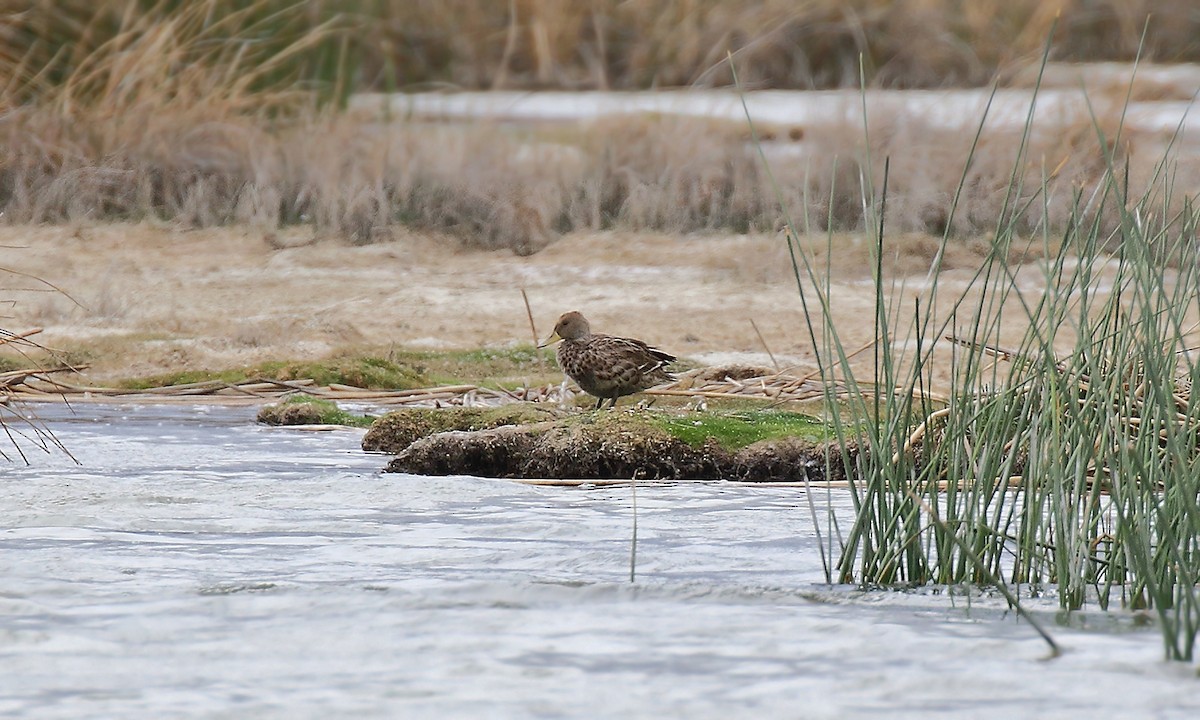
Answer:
1;404;1196;718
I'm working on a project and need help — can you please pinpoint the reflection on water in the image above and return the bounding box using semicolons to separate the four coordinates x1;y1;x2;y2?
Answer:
1;404;1197;719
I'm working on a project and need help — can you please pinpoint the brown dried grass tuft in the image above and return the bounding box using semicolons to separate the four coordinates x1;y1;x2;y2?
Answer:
4;1;1198;97
1;3;1197;252
563;116;771;233
5;101;1198;252
370;0;1200;91
792;92;1200;240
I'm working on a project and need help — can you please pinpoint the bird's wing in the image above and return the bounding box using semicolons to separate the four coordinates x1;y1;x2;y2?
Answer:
591;335;676;375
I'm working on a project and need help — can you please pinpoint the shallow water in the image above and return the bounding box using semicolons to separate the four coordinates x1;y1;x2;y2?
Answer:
359;87;1200;139
2;404;1197;719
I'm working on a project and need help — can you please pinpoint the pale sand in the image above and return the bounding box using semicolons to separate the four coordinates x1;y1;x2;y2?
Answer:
1;222;1093;385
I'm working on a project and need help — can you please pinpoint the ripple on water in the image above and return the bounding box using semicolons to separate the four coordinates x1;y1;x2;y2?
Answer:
1;404;1197;719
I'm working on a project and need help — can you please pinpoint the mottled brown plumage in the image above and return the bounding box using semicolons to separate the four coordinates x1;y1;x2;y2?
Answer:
542;311;675;409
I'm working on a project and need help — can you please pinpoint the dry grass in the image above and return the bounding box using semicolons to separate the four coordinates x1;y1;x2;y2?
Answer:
1;0;1198;251
335;0;1200;91
4;104;1196;251
4;1;1198;96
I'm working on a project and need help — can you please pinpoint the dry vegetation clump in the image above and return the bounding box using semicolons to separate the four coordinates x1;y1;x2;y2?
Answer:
5;102;1194;250
0;0;338;230
0;108;766;250
379;124;577;253
5;1;1198;94
346;0;1200;91
1;0;1196;252
0;281;74;462
792;96;1200;239
562;116;771;233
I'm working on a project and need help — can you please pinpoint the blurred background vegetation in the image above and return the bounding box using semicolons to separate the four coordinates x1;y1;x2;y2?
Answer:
0;0;1195;246
2;0;1199;111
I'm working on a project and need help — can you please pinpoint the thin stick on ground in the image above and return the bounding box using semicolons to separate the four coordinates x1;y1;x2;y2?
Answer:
750;317;780;371
521;288;544;371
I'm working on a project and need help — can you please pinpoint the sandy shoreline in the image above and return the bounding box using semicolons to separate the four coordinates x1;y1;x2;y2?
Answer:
2;222;1068;386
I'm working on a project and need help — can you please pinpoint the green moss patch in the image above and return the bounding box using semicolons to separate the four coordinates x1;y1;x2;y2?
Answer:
0;356;27;373
116;344;563;391
375;407;852;482
388;344;561;388
651;410;830;450
257;395;375;428
387;411;723;480
362;405;559;453
120;356;424;390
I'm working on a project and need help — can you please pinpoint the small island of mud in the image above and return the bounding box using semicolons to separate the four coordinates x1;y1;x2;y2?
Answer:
362;407;854;483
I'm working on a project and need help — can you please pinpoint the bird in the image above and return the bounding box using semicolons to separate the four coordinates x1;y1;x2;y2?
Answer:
540;310;676;410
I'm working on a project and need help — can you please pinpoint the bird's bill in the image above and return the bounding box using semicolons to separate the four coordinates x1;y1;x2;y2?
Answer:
537;329;563;349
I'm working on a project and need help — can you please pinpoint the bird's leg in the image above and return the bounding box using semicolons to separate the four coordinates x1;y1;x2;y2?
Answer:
608;396;619;410
594;396;604;411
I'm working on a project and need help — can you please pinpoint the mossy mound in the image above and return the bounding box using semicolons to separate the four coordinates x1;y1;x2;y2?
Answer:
257;396;374;427
651;410;830;450
374;408;852;482
258;400;325;426
361;405;558;453
386;412;724;479
386;425;542;477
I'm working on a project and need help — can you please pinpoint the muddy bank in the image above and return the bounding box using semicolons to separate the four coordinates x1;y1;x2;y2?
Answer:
365;407;854;482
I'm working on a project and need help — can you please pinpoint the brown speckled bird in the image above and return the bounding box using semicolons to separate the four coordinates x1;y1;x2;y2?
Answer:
541;311;676;410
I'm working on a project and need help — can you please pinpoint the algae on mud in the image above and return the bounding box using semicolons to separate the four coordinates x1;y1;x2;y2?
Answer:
651;410;830;449
361;405;561;453
113;346;559;392
257;396;375;428
369;407;851;483
121;356;426;391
